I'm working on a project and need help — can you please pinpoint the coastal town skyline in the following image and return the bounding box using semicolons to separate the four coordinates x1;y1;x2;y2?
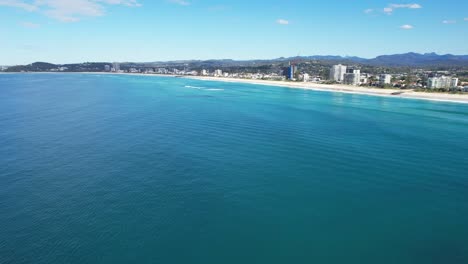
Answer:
2;1;468;263
1;0;467;65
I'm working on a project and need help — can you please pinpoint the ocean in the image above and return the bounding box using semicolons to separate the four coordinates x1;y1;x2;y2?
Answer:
1;73;467;263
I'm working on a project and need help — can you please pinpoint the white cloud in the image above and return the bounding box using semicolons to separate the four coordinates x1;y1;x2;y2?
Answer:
442;20;456;24
384;3;422;14
276;19;289;25
20;21;40;28
0;0;141;22
390;3;422;9
0;0;36;11
465;17;468;21
400;24;414;30
383;7;393;14
364;9;373;14
169;0;190;6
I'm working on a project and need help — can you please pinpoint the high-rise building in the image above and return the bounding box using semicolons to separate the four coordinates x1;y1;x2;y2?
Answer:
379;74;392;85
288;64;297;80
427;76;458;89
201;69;208;76
343;68;361;85
104;65;111;72
112;62;120;72
330;64;347;82
302;73;310;82
214;69;223;77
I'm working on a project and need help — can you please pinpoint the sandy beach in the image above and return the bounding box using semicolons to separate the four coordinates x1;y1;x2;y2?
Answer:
3;72;468;104
183;76;468;104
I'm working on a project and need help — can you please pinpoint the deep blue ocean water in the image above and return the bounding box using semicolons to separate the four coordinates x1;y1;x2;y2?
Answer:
1;73;468;264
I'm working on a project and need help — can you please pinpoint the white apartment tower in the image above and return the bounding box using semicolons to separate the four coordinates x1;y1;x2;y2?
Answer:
427;76;459;89
330;64;347;82
379;74;392;85
214;69;223;77
343;68;361;85
112;62;120;72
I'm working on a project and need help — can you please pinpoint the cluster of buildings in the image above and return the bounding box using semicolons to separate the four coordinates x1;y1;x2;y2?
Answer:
285;63;321;82
49;66;68;72
330;64;391;86
329;64;461;89
113;66;289;80
99;62;465;91
203;69;285;80
427;76;458;89
104;63;124;73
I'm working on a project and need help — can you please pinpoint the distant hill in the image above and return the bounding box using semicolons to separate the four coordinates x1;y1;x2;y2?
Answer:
276;52;468;67
3;52;468;72
366;53;468;66
5;62;57;72
149;52;468;67
4;62;111;72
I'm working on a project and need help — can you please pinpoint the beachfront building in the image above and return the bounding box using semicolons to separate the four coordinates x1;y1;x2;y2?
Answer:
156;68;168;74
112;63;120;72
201;69;208;76
288;64;297;80
427;76;459;89
330;64;347;82
312;76;322;82
104;65;111;72
214;69;223;77
343;68;361;85
302;73;310;82
360;74;369;85
379;74;392;85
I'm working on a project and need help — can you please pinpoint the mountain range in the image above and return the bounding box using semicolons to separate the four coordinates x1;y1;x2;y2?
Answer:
3;53;468;71
273;52;468;67
147;52;468;67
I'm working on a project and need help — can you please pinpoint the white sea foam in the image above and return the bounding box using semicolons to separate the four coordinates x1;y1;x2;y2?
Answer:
184;85;205;89
184;85;224;91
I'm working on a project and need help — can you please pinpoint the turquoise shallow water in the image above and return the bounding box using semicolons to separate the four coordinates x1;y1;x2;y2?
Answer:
1;73;468;263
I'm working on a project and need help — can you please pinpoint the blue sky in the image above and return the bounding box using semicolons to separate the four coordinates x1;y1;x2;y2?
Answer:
0;0;467;64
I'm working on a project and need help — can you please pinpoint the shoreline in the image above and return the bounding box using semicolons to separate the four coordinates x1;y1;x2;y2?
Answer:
182;76;468;104
2;72;468;104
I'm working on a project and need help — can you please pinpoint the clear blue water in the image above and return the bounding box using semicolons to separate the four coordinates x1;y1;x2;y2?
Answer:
1;73;468;264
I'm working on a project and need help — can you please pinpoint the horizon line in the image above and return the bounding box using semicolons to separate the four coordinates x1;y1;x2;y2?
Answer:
3;51;468;66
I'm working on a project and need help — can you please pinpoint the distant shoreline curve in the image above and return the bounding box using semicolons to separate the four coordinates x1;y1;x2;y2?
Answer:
2;72;468;104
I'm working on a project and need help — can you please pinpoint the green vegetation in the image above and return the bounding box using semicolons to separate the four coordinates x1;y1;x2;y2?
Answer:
1;59;466;94
4;62;111;72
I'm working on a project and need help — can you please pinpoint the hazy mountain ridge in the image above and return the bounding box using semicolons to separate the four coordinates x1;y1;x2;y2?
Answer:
278;53;468;66
3;52;468;71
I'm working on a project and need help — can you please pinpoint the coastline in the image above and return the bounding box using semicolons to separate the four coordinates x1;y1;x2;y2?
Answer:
2;72;468;104
182;76;468;104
